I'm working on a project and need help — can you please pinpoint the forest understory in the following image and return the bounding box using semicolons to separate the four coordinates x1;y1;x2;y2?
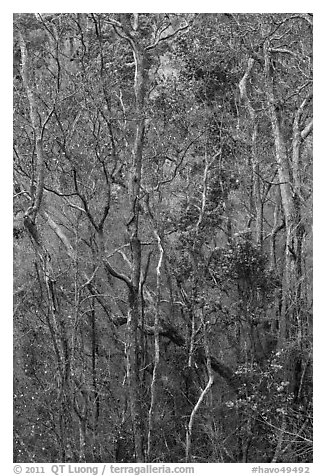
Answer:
13;13;313;463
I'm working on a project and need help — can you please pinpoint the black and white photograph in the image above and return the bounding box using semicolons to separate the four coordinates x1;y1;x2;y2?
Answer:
12;9;313;468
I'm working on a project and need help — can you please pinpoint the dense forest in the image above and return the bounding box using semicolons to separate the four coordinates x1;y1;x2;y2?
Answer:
13;13;313;463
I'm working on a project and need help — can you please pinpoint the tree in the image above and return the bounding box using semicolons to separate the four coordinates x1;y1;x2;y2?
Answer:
14;13;312;463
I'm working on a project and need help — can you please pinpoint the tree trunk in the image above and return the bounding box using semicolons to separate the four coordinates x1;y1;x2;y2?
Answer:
263;41;298;349
239;57;263;247
146;230;164;461
18;24;76;460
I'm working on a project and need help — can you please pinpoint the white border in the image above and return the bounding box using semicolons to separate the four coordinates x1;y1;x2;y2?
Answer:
3;3;324;474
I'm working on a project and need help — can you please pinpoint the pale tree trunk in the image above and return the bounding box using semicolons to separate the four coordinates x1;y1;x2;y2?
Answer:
17;26;75;461
269;189;285;338
96;14;191;461
127;35;147;465
106;15;147;462
146;230;164;461
263;32;312;349
186;308;214;463
187;152;210;370
186;154;214;462
239;58;263;247
291;92;313;342
263;40;307;349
